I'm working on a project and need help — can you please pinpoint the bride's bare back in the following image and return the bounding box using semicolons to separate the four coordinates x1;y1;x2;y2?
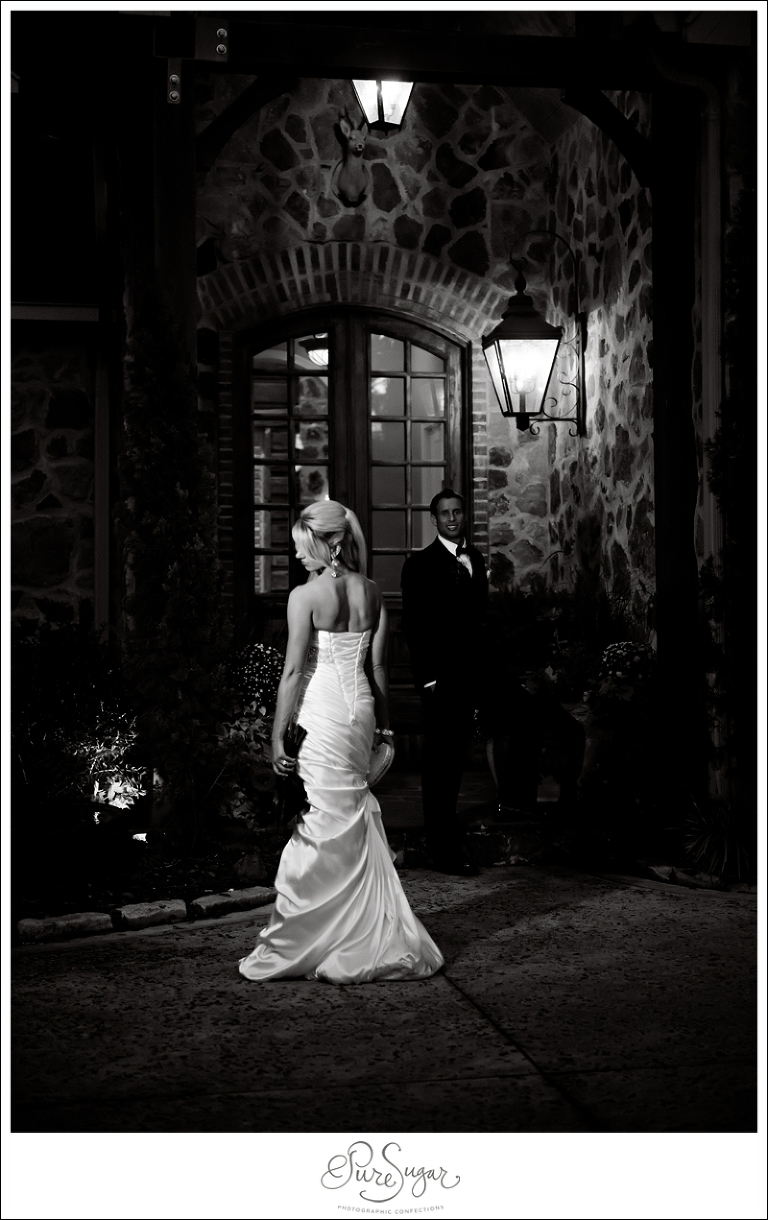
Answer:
274;568;388;756
308;571;381;633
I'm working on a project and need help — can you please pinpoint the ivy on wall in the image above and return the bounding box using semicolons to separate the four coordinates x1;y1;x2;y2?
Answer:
115;288;247;846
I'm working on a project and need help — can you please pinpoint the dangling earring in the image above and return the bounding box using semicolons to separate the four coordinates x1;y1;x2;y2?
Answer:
330;545;341;578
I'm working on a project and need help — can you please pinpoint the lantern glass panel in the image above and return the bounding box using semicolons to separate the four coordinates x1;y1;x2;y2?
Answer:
380;81;413;125
484;342;509;415
497;338;560;414
352;80;379;125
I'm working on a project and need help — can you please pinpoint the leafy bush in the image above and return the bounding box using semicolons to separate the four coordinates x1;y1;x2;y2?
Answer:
115;288;250;847
485;577;651;706
12;622;132;825
231;643;283;713
215;701;276;828
684;799;751;881
64;708;146;813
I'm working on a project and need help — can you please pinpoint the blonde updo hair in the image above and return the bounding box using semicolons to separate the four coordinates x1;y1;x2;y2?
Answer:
292;500;368;575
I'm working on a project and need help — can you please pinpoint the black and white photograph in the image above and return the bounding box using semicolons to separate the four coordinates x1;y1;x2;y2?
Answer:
5;4;764;1217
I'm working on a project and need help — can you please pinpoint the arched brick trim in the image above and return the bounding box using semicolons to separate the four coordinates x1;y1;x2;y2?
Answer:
198;242;505;342
200;242;500;607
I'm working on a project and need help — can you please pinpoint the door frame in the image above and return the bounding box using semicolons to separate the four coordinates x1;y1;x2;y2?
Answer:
231;304;471;640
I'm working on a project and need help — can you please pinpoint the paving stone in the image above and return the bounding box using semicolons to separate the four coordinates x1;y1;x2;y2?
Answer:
551;1060;756;1133
12;869;757;1135
438;875;756;1076
17;912;114;944
12;1073;586;1134
188;887;276;919
111;899;187;930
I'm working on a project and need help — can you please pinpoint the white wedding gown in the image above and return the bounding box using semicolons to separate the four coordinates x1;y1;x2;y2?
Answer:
239;629;444;984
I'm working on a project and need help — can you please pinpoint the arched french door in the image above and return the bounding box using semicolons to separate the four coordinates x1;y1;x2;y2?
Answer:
232;307;468;685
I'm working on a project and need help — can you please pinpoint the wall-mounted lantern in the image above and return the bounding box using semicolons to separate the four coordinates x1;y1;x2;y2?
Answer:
483;232;587;436
352;79;414;129
300;334;329;367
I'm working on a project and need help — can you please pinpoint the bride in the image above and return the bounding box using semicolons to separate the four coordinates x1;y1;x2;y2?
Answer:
239;500;444;985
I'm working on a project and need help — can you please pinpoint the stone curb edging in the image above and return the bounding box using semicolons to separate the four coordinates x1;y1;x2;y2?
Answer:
16;887;276;945
188;887;275;919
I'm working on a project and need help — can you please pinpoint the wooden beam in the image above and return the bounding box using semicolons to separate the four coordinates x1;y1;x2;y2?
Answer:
195;74;298;171
226;19;657;88
561;89;653;186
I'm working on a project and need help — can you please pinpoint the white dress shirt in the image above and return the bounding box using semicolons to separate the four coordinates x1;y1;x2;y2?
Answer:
438;533;473;575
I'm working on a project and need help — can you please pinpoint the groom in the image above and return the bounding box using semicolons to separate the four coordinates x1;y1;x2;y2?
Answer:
400;489;488;877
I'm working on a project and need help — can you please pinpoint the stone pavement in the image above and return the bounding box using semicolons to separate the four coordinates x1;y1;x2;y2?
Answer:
11;866;756;1134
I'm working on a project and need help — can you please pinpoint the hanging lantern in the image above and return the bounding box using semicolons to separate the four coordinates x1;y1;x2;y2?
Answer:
352;79;414;129
482;271;563;430
300;334;329;367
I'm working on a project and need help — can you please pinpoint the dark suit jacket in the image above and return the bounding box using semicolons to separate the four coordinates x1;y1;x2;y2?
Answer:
400;537;489;699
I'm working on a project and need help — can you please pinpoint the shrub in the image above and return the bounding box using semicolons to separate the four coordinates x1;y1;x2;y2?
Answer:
115;288;248;847
12;621;131;827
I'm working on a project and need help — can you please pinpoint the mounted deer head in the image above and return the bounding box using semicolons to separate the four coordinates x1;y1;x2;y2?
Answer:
331;113;370;207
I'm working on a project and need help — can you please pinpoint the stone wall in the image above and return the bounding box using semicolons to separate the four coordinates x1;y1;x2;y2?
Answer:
195;77;559;575
196;76;654;607
11;330;96;625
487;91;654;617
196;77;554;292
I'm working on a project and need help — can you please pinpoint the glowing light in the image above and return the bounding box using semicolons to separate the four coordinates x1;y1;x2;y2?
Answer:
352;79;414;129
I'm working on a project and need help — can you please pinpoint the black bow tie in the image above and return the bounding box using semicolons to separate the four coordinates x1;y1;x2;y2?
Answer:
455;540;471;578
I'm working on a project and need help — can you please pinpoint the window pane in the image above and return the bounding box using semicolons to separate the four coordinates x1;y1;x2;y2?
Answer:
372;553;405;593
412;466;445;506
254;554;289;593
411;378;445;419
370;376;405;417
296;375;328;415
371;334;404;371
371;466;405;504
253;465;289;503
295;334;328;372
296;465;329;504
412;511;438;549
412;345;445;373
412;421;445;462
252;423;288;460
371;421;405;461
252;379;288;414
252;343;288;372
254;509;290;549
372;511;406;548
294;419;328;460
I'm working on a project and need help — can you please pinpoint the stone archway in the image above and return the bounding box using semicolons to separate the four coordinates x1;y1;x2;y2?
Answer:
197;239;506;342
197;240;503;610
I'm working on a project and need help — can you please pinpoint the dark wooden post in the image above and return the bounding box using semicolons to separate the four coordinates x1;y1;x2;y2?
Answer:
152;54;197;365
651;78;711;809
